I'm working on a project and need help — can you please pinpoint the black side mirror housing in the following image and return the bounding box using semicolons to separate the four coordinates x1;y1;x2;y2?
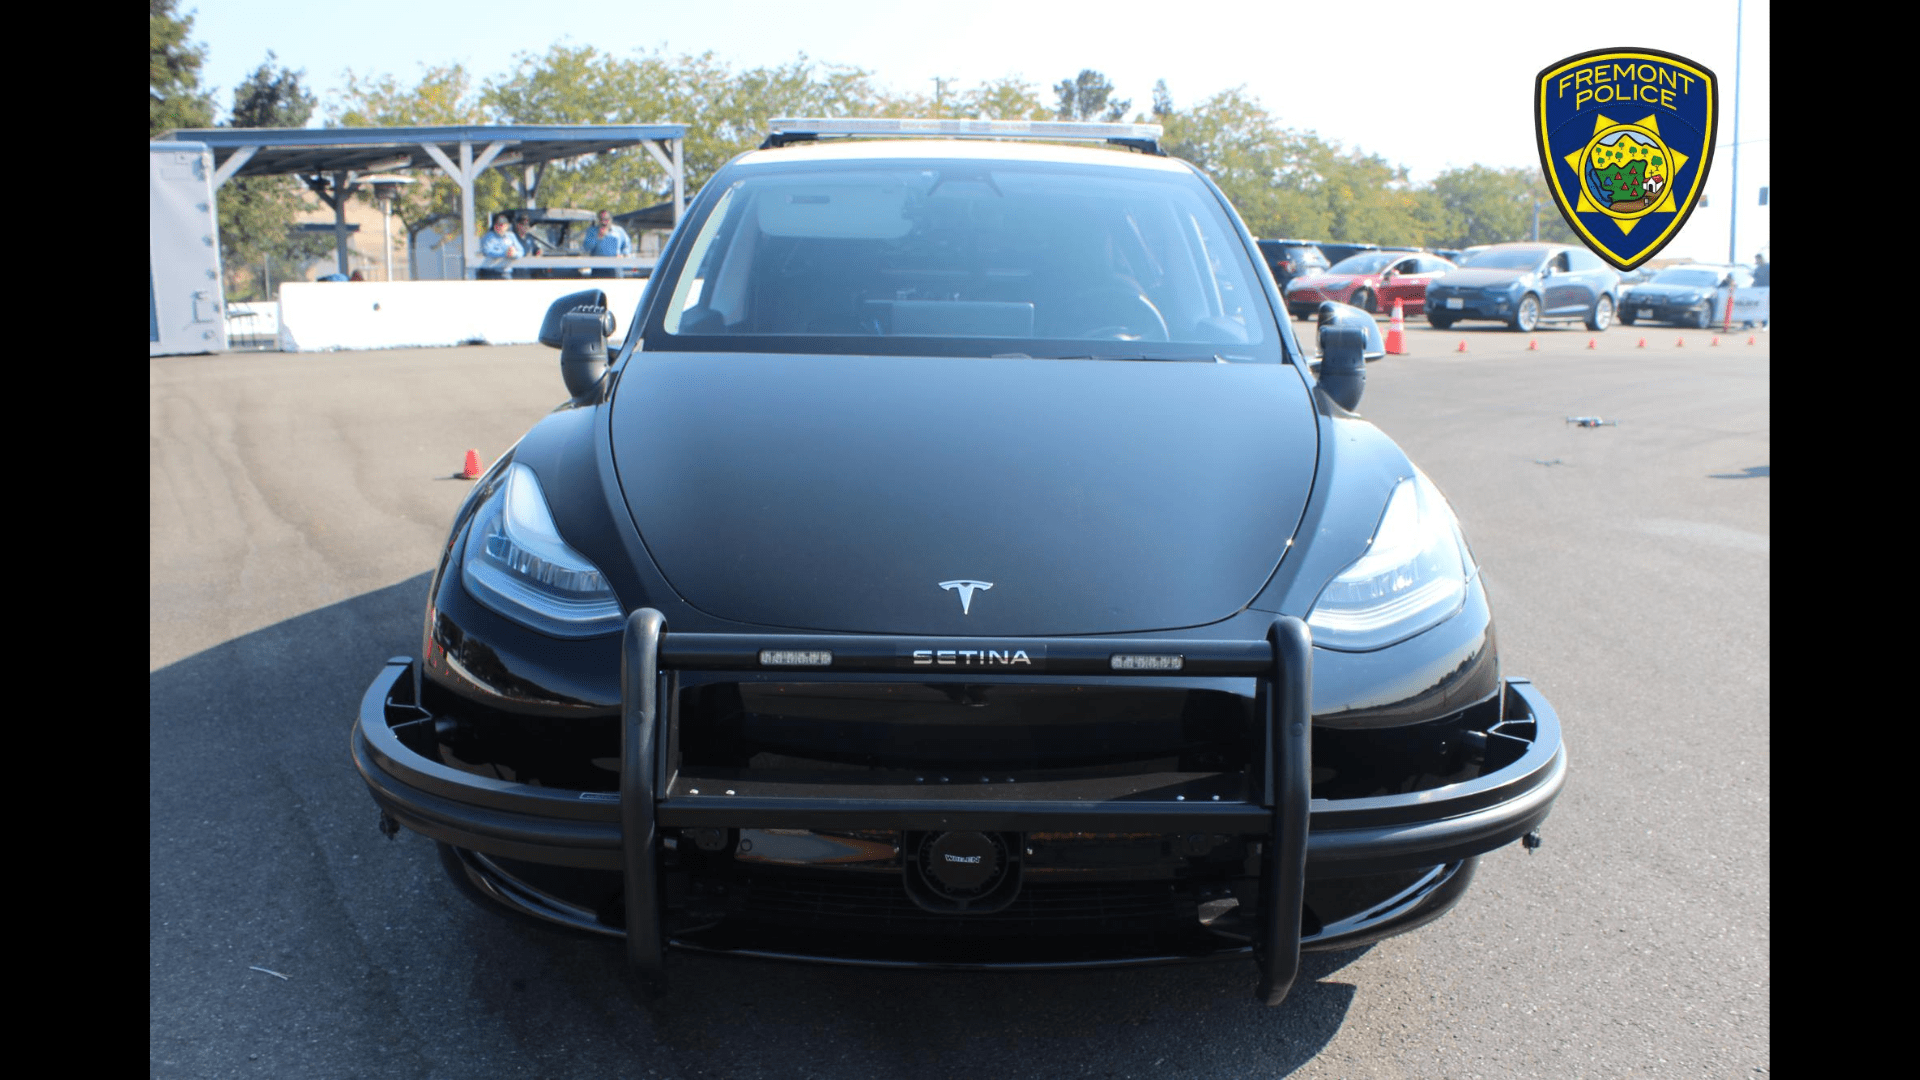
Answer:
1315;301;1385;361
559;310;612;399
538;289;611;349
539;289;617;400
1318;326;1366;412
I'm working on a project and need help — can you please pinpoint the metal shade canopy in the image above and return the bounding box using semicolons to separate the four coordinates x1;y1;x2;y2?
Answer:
162;124;687;279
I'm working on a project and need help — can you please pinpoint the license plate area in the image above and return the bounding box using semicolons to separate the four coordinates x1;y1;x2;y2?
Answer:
1637;308;1654;319
1446;298;1464;310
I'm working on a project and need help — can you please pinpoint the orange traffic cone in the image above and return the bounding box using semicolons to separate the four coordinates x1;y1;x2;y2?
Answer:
1746;335;1756;345
461;449;482;480
1456;339;1468;353
1636;338;1647;348
1527;337;1539;351
1710;336;1720;346
1675;337;1685;347
1587;338;1598;349
1386;299;1408;355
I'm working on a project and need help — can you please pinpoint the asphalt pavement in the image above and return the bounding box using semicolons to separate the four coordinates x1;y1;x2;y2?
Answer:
150;323;1769;1078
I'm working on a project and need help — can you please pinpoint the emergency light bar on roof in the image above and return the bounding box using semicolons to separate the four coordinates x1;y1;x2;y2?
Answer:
762;117;1164;155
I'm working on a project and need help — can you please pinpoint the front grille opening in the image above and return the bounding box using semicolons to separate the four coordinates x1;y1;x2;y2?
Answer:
403;678;620;791
1310;693;1524;800
675;677;1258;775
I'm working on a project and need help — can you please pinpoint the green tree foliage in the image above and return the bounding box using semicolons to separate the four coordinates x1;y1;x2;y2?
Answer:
1053;70;1129;122
1424;165;1579;248
218;55;332;299
150;0;212;136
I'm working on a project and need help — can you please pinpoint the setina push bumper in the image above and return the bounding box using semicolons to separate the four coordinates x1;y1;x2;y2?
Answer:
352;610;1565;1005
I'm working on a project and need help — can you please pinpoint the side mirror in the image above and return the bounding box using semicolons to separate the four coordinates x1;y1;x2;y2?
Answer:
538;288;611;349
1315;301;1385;361
1318;326;1366;411
539;289;617;400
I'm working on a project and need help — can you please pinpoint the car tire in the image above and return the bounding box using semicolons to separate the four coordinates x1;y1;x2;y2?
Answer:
1428;313;1454;329
1586;295;1614;331
1509;294;1540;333
1350;289;1375;314
1693;305;1714;330
1618;310;1636;326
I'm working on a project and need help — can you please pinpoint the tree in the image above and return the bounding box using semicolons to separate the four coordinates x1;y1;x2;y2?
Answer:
1149;79;1174;120
961;76;1053;121
1053;70;1129;122
218;55;331;299
1426;165;1579;247
150;0;212;136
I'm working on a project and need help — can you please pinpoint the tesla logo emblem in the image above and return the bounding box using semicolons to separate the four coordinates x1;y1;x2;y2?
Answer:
939;580;993;614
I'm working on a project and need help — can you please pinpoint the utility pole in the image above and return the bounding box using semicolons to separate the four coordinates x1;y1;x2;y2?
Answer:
1728;0;1743;264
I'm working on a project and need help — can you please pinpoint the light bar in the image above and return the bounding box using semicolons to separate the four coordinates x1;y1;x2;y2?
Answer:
760;649;833;667
767;117;1163;143
1110;654;1184;671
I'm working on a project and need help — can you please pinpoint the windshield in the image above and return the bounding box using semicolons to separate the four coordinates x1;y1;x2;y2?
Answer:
1462;248;1547;271
649;158;1281;360
1327;253;1396;275
1650;269;1722;287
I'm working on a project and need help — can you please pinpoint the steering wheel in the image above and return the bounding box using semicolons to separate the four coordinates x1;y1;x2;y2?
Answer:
1070;286;1170;342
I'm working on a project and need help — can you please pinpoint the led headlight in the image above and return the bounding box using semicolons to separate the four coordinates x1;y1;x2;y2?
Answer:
460;462;624;637
1307;471;1471;650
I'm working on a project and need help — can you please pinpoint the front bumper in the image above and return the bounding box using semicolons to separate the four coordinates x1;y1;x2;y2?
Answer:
1427;293;1515;319
353;612;1564;1002
1623;296;1710;323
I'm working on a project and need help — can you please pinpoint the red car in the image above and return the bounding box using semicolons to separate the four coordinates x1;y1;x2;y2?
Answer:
1284;251;1455;318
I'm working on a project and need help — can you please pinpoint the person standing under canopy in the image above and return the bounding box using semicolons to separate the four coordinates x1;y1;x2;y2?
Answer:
477;212;524;280
583;209;632;279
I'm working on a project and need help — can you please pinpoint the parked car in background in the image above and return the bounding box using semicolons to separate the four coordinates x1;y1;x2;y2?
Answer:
1284;251;1455;317
1619;264;1751;329
1314;241;1381;266
1423;243;1619;332
1256;239;1330;292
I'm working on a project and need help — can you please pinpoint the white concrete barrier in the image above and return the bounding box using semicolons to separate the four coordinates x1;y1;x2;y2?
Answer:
276;279;650;352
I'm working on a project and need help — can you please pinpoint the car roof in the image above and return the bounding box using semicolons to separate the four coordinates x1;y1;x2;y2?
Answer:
733;138;1195;174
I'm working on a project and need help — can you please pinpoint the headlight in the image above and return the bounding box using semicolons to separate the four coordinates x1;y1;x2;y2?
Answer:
1307;471;1471;650
460;462;625;637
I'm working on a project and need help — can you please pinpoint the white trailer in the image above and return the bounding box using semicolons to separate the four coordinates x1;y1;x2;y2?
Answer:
150;142;226;355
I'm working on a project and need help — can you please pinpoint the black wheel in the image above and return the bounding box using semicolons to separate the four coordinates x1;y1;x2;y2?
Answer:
1692;304;1713;330
1350;289;1375;314
1618;310;1636;326
1509;293;1540;333
1586;295;1614;331
1427;313;1454;329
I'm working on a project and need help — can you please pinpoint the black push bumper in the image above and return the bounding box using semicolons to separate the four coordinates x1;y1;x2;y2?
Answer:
353;611;1564;1004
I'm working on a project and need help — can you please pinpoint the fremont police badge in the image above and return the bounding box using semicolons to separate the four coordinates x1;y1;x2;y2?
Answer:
1536;48;1718;271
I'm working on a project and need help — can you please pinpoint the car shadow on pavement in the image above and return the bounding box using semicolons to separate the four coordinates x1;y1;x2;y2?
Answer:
150;575;1366;1079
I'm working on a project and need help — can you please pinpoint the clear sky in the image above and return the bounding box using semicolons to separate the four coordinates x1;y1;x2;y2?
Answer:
182;0;1770;260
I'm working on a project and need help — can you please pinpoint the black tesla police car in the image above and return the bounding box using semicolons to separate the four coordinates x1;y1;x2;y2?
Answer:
351;118;1565;1005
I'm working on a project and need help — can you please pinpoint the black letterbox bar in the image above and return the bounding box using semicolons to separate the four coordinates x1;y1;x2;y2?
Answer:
658;633;1274;675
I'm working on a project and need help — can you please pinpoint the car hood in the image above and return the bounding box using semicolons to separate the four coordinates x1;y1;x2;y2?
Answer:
1290;275;1362;290
1625;284;1711;299
608;353;1320;635
1433;268;1535;288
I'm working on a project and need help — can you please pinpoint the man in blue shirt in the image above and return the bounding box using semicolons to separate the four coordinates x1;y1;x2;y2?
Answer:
477;211;524;279
583;209;631;278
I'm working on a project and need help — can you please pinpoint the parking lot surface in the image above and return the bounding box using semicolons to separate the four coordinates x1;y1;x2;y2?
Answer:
151;324;1769;1078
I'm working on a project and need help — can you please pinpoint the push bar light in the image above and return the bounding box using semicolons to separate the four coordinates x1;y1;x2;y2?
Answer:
767;117;1163;143
1110;654;1184;671
760;649;833;667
